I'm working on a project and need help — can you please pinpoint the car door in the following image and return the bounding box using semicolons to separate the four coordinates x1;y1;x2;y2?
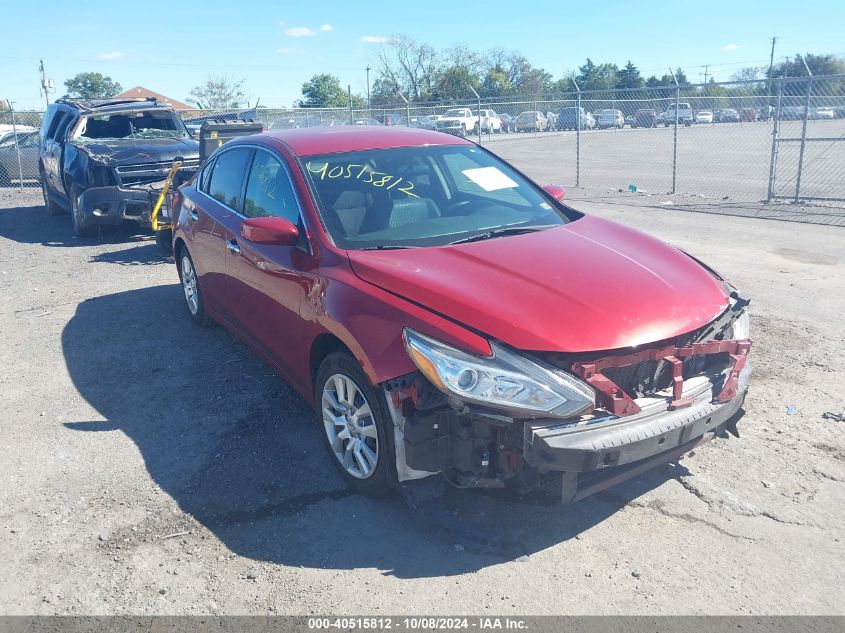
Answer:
190;146;253;322
219;147;307;380
40;107;66;195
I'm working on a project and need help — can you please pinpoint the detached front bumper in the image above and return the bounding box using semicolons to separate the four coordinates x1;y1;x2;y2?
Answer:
78;186;160;227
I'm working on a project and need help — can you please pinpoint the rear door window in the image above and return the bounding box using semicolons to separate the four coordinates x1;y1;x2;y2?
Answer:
208;148;251;211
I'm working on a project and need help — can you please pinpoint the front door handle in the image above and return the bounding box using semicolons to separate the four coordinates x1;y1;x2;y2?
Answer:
226;239;241;255
188;209;199;221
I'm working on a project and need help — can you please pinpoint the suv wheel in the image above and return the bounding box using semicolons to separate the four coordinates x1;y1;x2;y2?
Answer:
316;353;394;496
41;176;65;216
70;186;96;237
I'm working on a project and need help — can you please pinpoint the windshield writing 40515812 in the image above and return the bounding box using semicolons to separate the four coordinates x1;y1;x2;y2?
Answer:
306;162;419;198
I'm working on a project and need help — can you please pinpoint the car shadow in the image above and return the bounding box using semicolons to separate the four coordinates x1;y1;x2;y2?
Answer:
62;285;685;578
0;202;159;249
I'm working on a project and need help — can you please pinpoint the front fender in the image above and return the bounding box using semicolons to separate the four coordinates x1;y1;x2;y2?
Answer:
298;264;491;397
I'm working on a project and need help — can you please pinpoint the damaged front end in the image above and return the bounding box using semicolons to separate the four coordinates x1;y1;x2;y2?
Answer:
76;155;200;227
383;292;751;503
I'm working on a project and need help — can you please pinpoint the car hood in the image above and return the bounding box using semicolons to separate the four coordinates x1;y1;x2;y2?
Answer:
346;216;729;353
75;138;200;165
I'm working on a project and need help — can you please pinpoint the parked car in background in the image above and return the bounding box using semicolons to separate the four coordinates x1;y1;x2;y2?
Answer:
624;114;635;128
740;108;757;122
655;111;666;125
352;118;383;126
633;109;658;128
39;97;200;237
695;110;714;124
0;125;38;145
473;109;502;133
780;106;809;120
409;115;438;130
269;114;324;129
0;131;40;187
514;111;548;132
664;102;693;126
435;108;476;136
715;108;741;123
545;112;558;130
170;126;752;501
596;109;624;129
835;106;845;119
812;107;835;120
556;106;593;130
499;113;515;132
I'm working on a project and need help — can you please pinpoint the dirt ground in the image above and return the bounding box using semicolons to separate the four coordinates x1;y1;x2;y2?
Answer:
0;188;843;615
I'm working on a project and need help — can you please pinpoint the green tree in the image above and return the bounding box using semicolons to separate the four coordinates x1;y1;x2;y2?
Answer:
63;72;122;99
187;76;246;109
616;61;644;89
300;74;349;108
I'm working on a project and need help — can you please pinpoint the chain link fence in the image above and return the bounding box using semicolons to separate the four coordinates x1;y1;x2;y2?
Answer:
3;75;844;212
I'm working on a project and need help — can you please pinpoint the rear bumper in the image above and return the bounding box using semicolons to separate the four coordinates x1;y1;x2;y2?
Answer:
523;361;750;475
78;186;158;226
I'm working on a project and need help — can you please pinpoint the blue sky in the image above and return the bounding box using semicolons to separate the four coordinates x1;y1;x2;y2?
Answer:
3;0;843;110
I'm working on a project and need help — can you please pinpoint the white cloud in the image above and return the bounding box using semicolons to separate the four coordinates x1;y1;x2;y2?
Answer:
319;24;333;32
722;44;739;51
285;26;318;37
276;47;304;55
361;35;391;44
96;51;123;61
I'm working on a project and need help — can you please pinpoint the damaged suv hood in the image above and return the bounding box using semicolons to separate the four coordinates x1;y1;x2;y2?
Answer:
347;215;729;353
75;138;199;166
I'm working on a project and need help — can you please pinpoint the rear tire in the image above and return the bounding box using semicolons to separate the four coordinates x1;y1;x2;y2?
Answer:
315;353;395;497
155;229;173;255
41;176;65;216
177;247;210;327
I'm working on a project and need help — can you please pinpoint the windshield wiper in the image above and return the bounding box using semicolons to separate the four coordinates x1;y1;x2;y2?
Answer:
359;245;420;251
447;225;556;246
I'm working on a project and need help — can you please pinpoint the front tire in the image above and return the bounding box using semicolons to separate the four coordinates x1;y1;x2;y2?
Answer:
316;353;394;496
70;185;96;237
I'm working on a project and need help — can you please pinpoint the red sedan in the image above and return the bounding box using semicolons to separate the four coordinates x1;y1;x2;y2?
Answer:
171;126;751;501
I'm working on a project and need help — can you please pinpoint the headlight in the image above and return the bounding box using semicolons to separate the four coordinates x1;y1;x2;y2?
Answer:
725;310;750;340
403;329;594;418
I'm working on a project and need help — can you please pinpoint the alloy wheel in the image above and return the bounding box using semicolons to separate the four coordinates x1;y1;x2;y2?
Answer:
181;254;199;316
321;373;379;479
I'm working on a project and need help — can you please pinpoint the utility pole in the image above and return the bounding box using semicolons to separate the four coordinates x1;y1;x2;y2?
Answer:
39;59;52;108
767;36;777;92
701;64;710;85
365;65;371;116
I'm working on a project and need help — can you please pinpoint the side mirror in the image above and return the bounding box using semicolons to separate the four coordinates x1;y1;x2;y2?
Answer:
241;216;299;245
543;184;566;201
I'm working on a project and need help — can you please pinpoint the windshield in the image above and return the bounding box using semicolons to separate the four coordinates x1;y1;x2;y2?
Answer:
75;110;189;143
302;145;574;250
442;109;467;117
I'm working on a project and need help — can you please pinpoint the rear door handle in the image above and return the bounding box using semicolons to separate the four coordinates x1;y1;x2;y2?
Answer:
226;239;241;255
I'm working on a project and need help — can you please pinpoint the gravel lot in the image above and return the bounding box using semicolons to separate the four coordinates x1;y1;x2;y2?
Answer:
0;187;843;616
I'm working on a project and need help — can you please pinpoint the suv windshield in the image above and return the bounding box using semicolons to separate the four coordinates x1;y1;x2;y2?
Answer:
302;145;573;249
75;109;189;143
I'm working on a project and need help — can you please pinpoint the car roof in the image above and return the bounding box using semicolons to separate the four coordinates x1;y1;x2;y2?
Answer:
242;126;472;157
56;97;175;114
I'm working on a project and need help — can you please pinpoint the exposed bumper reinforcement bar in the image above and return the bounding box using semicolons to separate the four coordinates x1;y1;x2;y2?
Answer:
524;366;749;475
